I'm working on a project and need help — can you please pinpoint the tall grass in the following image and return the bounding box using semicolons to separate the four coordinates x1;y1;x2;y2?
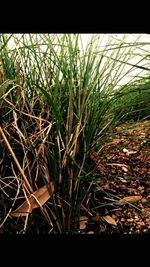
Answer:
110;76;150;124
0;34;150;233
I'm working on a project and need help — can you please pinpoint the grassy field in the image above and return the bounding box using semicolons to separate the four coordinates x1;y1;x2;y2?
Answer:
0;34;150;233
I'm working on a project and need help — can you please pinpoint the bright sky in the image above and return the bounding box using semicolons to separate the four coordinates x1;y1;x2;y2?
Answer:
80;34;150;86
7;33;150;87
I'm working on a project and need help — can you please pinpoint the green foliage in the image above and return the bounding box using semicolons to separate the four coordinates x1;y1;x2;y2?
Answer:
0;34;150;233
111;77;150;123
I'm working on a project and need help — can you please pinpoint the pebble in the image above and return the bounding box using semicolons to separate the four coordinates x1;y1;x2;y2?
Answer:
141;198;147;203
137;221;145;226
127;218;134;222
87;231;95;234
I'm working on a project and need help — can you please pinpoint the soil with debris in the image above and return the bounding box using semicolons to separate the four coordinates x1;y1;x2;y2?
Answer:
80;120;150;234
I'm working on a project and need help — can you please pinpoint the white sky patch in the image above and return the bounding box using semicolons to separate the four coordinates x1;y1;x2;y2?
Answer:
3;33;150;88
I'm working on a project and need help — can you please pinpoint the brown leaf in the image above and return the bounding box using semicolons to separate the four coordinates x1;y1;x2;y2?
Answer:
94;184;110;192
126;187;136;193
117;195;142;205
144;208;150;215
79;216;89;230
79;221;87;230
92;216;103;222
102;184;110;190
102;215;117;226
80;216;89;221
11;182;54;217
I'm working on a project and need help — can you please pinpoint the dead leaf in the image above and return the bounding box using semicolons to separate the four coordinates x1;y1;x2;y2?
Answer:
79;221;87;230
11;182;54;217
117;195;142;205
143;208;150;215
79;216;89;230
94;184;110;192
87;231;95;234
126;187;136;193
80;216;89;221
102;184;110;190
102;215;117;226
92;216;103;222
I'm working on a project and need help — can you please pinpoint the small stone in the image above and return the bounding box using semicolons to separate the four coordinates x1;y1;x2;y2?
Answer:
122;166;128;172
138;186;144;190
127;218;134;222
138;204;144;209
136;225;142;229
87;231;95;234
141;198;147;203
119;178;127;183
137;221;145;226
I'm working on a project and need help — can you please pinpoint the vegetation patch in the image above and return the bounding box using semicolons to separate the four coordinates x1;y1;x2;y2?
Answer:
0;34;150;233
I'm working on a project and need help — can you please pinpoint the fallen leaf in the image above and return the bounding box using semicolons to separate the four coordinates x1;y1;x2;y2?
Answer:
87;231;95;234
11;182;54;217
80;216;89;221
94;184;110;192
102;184;110;190
142;208;150;215
79;216;89;230
102;215;117;226
92;216;103;222
126;187;135;193
117;195;142;205
79;221;87;230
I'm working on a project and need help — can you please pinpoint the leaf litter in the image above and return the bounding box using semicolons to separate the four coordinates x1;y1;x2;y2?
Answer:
11;182;54;217
80;120;150;234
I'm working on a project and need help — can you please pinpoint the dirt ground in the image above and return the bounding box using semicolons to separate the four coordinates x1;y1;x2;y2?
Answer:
80;120;150;234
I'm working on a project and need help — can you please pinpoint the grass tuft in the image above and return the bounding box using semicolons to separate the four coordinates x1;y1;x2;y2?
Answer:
0;34;150;233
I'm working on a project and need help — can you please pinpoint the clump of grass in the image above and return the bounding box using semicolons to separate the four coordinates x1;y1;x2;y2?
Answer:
110;76;150;124
0;34;150;233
